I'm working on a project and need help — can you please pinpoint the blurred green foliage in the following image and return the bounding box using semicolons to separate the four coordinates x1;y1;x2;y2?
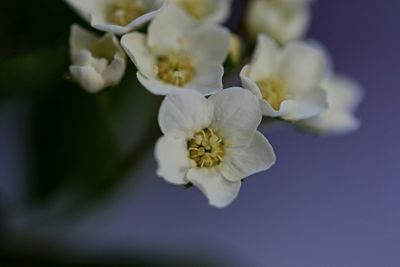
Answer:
0;1;160;210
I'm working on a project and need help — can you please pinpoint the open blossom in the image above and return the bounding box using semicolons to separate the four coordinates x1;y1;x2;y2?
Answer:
65;0;164;35
240;34;328;121
245;0;312;44
121;4;230;96
168;0;232;24
299;75;363;135
69;24;126;93
155;88;276;208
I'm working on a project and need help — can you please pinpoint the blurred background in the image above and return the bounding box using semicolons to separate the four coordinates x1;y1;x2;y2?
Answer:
1;0;400;266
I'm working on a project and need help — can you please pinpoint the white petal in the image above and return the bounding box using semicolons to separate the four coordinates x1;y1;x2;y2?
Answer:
245;0;310;44
121;32;156;79
66;0;164;35
324;75;364;111
70;65;105;93
202;0;232;24
240;65;294;118
221;131;276;182
301;112;360;136
209;87;262;146
278;6;310;44
102;55;126;87
137;73;182;95
69;24;97;60
158;90;214;139
155;136;191;185
183;24;230;64
279;41;327;94
248;34;279;81
283;88;328;121
191;63;224;95
148;4;196;52
187;168;241;208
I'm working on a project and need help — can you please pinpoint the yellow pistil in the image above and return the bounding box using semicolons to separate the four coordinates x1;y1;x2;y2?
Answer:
188;128;224;168
257;76;288;110
173;0;213;20
107;0;146;26
154;53;195;87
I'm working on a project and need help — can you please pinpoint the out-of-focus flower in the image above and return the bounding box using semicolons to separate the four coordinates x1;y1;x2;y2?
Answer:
65;0;164;35
168;0;232;24
121;4;230;96
227;34;242;67
69;24;126;93
155;88;276;208
240;34;328;121
299;75;363;135
245;0;312;45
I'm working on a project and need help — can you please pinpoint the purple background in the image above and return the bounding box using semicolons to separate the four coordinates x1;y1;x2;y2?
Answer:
1;0;400;266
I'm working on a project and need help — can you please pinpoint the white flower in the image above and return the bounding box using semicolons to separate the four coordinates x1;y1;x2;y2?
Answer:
65;0;164;35
69;24;126;93
240;34;328;121
168;0;232;24
121;4;230;96
155;88;276;208
299;75;363;135
245;0;312;44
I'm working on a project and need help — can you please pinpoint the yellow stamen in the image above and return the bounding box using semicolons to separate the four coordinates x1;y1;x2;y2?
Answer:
154;53;195;87
107;0;146;26
188;128;224;168
257;76;288;110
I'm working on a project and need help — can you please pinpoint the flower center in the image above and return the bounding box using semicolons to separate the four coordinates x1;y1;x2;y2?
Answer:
188;128;224;168
172;0;213;20
107;0;146;26
257;76;288;110
154;53;195;87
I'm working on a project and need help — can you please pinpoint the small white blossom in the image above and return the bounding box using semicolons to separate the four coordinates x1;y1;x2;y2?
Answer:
240;34;328;121
245;0;312;44
121;4;230;96
65;0;164;35
69;24;126;93
155;88;276;208
299;75;363;135
168;0;233;24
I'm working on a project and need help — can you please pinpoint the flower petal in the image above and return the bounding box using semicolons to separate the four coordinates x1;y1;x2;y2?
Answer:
301;112;360;136
248;34;279;81
191;62;224;95
187;168;241;208
221;131;276;182
158;90;214;139
155;136;191;185
183;24;230;64
283;88;328;121
209;87;262;146
279;41;327;94
121;32;156;79
148;4;196;52
202;0;232;24
102;55;126;87
69;24;97;59
69;65;105;93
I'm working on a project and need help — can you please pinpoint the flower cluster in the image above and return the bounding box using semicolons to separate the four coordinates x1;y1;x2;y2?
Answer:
65;0;363;208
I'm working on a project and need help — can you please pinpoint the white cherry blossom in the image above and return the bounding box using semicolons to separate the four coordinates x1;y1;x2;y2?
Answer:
245;0;312;45
121;4;230;96
155;88;276;208
69;24;126;93
168;0;232;24
299;75;363;135
65;0;164;35
240;34;328;121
